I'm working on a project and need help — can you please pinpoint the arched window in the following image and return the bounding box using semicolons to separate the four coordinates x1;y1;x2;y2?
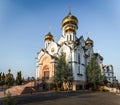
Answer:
77;53;81;75
43;65;49;80
67;35;69;41
44;71;49;79
70;34;72;41
78;66;80;74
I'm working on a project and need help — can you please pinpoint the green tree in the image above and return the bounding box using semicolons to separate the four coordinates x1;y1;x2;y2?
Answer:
0;72;1;85
54;52;73;90
0;72;1;79
1;73;5;88
5;69;14;87
86;55;105;90
16;71;23;85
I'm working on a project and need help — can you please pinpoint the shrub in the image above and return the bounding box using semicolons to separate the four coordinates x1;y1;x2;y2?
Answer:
3;92;17;105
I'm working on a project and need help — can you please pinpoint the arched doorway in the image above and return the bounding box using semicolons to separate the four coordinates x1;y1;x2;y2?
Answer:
42;65;49;80
38;54;55;90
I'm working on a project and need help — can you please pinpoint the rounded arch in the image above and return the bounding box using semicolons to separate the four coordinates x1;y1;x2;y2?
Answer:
38;54;54;80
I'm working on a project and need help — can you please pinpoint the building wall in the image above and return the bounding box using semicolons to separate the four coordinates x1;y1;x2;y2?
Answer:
103;65;116;83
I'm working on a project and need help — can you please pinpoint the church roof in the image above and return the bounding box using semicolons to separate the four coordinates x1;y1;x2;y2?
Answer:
85;37;93;46
94;53;103;61
44;32;54;41
62;12;78;28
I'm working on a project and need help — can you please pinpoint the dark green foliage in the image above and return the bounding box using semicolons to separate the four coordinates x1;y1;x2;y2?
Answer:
54;52;73;89
16;71;23;85
0;73;5;86
5;69;14;86
86;55;105;89
0;72;1;81
0;72;2;86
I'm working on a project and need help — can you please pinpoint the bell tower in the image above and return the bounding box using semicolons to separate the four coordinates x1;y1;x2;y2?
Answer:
44;32;54;48
62;12;78;42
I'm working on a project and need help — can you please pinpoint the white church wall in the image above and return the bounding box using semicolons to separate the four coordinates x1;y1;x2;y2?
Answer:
57;36;66;44
46;42;58;55
37;50;44;60
83;65;87;81
79;36;85;47
73;63;78;80
71;50;77;80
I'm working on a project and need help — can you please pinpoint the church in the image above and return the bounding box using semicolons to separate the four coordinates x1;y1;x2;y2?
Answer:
35;12;104;90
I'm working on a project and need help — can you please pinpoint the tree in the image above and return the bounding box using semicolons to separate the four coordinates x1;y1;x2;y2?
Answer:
5;69;14;87
0;72;1;85
0;72;1;79
1;73;5;88
86;55;105;90
16;71;23;85
54;52;73;90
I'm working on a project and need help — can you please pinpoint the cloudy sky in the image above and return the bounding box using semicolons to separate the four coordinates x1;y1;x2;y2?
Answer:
0;0;120;80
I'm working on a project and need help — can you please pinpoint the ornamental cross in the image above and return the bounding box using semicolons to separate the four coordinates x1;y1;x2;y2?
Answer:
68;5;72;13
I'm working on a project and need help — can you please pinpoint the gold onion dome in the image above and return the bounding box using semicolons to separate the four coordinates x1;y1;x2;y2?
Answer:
44;32;54;41
85;37;93;46
62;12;78;28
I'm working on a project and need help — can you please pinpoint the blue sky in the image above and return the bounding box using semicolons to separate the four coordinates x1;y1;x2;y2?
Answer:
0;0;120;81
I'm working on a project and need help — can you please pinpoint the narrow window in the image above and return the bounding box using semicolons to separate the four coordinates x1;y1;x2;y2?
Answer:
78;66;80;73
70;35;71;41
78;54;80;64
67;35;69;41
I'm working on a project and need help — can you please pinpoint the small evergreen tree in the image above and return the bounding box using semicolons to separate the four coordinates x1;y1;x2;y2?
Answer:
16;71;23;85
0;72;3;86
0;72;1;80
54;52;73;90
5;69;14;87
0;72;1;85
1;73;5;88
86;55;105;90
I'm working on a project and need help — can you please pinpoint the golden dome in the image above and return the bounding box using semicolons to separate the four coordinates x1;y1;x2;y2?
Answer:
62;12;78;28
44;32;54;41
85;37;93;46
65;25;76;33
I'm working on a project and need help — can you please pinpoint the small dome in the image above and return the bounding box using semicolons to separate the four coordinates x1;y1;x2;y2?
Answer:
44;32;54;41
62;12;78;28
85;37;93;46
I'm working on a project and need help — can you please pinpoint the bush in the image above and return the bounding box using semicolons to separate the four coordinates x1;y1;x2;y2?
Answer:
3;92;17;105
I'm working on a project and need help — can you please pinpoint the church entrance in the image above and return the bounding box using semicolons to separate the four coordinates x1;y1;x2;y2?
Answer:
42;65;50;80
